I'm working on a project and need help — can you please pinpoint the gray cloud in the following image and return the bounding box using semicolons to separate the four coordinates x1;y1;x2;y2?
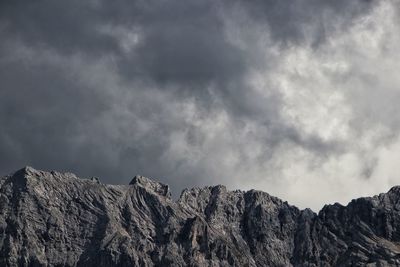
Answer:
1;0;399;210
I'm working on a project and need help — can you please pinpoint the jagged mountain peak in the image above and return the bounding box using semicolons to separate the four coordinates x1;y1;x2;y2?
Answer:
129;175;171;198
1;167;400;266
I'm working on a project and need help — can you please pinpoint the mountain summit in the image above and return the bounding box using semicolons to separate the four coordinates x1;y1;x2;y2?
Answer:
1;167;400;266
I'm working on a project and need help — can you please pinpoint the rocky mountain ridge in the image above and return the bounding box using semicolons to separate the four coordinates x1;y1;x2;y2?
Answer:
1;167;400;266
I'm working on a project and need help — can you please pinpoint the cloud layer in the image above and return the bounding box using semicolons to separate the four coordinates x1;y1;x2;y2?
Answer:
1;0;400;210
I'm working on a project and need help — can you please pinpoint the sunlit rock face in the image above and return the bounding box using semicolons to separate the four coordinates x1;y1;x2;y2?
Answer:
1;167;400;266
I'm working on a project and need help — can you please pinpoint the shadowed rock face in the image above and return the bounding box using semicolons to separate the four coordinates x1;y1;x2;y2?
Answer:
1;167;400;266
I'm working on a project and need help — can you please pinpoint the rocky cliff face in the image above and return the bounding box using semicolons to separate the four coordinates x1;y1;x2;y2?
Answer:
1;167;400;266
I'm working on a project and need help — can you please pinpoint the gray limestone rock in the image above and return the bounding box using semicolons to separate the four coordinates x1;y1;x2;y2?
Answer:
0;167;400;266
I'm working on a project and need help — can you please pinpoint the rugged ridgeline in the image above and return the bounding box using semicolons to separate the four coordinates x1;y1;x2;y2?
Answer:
1;167;400;266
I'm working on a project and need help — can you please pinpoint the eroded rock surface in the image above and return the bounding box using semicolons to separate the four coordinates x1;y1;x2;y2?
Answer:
1;167;400;266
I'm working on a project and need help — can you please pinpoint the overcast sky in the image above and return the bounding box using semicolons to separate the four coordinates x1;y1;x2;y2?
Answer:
1;0;400;210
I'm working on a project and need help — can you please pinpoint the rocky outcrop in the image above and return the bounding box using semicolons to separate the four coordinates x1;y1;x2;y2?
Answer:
0;167;400;266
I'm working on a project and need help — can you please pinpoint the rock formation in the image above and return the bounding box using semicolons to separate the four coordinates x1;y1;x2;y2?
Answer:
1;166;400;266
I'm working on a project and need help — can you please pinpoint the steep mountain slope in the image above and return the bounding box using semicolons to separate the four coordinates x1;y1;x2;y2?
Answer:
0;167;400;266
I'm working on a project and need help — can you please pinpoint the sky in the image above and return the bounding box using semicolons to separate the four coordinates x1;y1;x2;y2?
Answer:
1;0;400;211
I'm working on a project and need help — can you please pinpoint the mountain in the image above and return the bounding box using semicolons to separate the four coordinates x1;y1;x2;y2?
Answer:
1;167;400;266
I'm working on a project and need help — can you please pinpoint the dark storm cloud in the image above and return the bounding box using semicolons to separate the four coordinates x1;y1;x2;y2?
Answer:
0;0;391;209
239;0;374;46
0;1;120;55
